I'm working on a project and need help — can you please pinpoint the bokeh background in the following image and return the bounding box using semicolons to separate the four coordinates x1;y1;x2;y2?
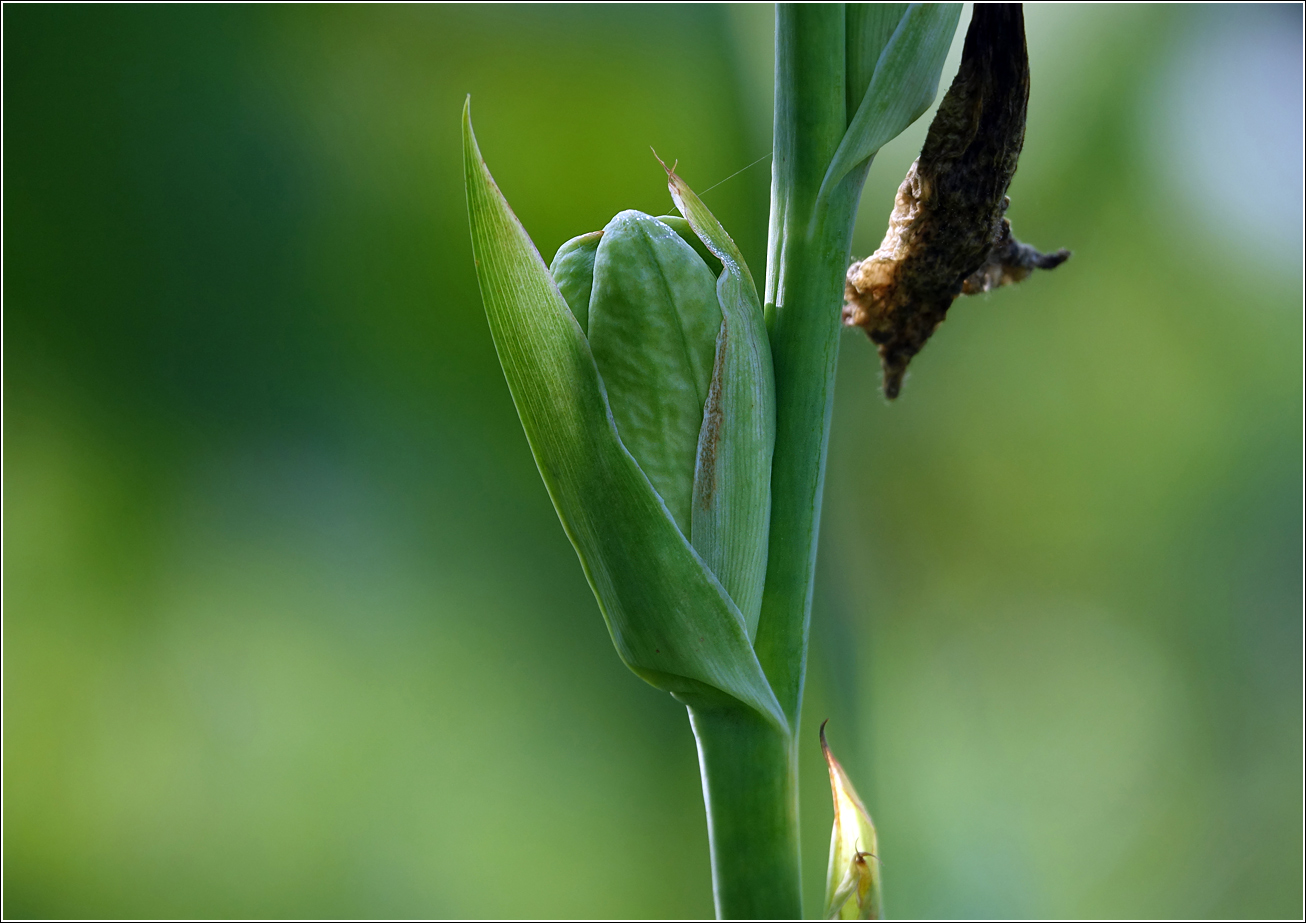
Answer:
5;3;1302;918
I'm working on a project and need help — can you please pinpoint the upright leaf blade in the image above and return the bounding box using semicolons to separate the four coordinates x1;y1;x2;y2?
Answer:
845;3;910;122
462;100;785;730
820;3;962;203
664;166;775;640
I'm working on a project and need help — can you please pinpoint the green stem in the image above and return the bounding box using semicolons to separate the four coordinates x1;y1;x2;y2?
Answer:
688;705;801;919
757;3;868;731
690;6;876;918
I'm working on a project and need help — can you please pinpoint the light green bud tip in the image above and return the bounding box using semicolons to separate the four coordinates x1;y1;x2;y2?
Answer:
822;722;883;920
549;218;720;337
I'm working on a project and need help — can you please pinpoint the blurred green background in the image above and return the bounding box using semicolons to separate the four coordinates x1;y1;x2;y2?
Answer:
4;3;1301;918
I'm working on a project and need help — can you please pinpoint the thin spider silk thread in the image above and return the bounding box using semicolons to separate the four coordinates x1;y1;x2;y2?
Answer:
655;150;773;218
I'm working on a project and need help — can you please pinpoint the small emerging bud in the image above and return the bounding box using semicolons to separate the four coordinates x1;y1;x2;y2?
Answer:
843;3;1069;399
822;721;882;920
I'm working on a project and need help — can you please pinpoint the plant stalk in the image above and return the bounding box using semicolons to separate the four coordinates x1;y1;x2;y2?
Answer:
758;2;869;734
688;705;801;920
690;5;876;919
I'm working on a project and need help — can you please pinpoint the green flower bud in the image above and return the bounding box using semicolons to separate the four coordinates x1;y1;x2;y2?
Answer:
555;211;721;535
548;230;601;333
549;195;773;637
465;99;783;725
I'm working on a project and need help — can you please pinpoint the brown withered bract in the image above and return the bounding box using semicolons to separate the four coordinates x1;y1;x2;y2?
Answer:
843;3;1069;399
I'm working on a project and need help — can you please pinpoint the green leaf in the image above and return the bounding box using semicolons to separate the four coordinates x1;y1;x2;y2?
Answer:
662;164;759;299
845;3;910;123
663;165;775;640
549;231;602;333
821;723;883;920
588;211;721;535
462;99;786;730
660;215;722;275
820;2;962;203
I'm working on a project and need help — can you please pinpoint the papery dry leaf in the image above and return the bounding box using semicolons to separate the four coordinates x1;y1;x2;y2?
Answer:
843;3;1069;399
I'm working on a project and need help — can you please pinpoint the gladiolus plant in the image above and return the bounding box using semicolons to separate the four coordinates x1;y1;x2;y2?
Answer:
463;4;1066;918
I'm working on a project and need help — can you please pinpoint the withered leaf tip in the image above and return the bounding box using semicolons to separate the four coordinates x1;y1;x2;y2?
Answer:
843;3;1069;400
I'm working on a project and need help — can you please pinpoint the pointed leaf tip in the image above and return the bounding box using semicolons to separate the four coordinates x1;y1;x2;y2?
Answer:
650;147;678;177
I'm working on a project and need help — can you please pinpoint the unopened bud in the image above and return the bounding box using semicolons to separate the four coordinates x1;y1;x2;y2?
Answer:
552;210;721;535
822;721;882;920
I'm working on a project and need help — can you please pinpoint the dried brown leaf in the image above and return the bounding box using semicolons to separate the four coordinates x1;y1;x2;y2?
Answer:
843;3;1069;399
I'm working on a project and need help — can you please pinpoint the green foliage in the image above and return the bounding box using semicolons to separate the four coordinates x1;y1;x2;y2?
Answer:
463;100;785;729
665;166;775;638
546;200;777;636
821;3;962;204
467;3;969;915
845;3;909;120
661;215;723;275
9;3;1298;920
